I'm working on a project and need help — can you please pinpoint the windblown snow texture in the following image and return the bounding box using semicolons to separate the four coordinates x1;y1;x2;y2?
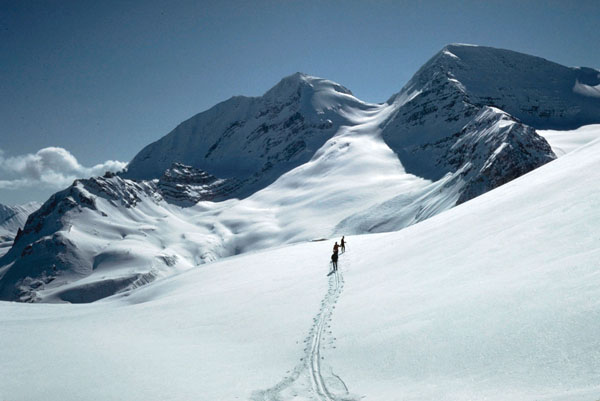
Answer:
1;45;599;303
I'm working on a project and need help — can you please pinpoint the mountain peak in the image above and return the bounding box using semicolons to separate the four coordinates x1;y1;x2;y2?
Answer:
392;43;600;130
123;70;364;188
263;72;353;101
263;72;313;100
440;43;479;55
429;43;558;69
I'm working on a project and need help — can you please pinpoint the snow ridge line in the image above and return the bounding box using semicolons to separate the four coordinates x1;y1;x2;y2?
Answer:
250;257;355;401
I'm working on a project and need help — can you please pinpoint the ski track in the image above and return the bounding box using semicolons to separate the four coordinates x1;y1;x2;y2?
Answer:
251;252;356;401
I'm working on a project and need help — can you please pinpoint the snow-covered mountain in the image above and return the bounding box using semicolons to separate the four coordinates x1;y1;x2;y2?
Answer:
0;202;40;257
1;44;599;303
123;73;375;199
1;126;599;401
380;44;600;202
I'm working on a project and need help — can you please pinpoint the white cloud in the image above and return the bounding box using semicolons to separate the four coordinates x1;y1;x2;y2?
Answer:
0;147;127;190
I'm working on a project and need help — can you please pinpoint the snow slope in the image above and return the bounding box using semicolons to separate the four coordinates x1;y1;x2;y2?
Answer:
328;138;600;401
123;73;376;199
0;202;40;239
1;124;599;401
539;124;600;157
0;202;40;257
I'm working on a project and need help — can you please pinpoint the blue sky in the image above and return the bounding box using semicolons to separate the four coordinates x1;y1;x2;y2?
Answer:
1;0;599;204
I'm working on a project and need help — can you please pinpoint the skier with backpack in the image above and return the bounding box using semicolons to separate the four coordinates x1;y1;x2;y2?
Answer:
328;240;340;275
330;251;338;273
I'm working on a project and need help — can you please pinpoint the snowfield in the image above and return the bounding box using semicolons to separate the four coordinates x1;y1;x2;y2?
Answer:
1;132;599;401
539;124;600;157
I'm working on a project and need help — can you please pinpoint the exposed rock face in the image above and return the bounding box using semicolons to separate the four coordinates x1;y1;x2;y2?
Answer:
449;107;556;204
156;163;241;206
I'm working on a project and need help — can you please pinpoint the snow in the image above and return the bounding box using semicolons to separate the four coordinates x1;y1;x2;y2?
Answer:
122;72;376;199
0;201;40;238
1;131;600;400
417;45;600;130
442;49;459;59
0;201;40;257
538;124;600;156
6;46;600;303
0;241;333;401
330;137;600;400
573;80;600;98
0;90;465;303
2;45;600;398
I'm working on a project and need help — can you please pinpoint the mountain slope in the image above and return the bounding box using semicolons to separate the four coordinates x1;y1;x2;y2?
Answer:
329;137;600;401
2;45;598;303
0;103;441;302
0;202;40;257
539;123;600;157
441;44;600;129
123;73;376;199
0;202;40;239
381;44;600;200
1;130;599;401
386;44;600;132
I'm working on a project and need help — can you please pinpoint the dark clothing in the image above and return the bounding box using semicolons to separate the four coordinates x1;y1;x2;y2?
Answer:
331;252;338;271
333;243;339;254
340;238;345;253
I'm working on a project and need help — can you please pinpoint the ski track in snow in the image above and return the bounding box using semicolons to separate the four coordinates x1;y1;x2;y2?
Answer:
251;253;356;401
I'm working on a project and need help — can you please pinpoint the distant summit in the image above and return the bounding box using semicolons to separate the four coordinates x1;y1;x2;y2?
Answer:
263;72;353;101
123;72;372;199
390;44;600;128
380;44;600;201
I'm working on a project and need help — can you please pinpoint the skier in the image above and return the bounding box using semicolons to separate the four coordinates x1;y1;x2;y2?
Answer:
331;251;338;272
333;241;339;254
340;236;346;253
